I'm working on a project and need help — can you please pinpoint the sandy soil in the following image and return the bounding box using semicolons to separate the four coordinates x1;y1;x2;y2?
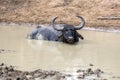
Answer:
0;0;120;29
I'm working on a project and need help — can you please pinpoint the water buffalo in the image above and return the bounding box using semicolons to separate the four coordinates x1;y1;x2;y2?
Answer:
27;16;85;44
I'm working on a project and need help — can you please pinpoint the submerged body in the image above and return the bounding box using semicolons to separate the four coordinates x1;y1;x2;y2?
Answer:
28;26;61;41
28;25;84;44
28;16;85;44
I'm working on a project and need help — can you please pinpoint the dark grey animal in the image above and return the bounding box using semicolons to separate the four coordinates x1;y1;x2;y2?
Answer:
28;16;85;44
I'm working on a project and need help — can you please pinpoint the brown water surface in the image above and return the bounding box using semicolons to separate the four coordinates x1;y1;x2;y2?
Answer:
0;25;120;79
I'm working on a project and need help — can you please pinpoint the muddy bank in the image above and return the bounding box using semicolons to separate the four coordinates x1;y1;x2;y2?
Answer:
0;0;120;28
0;22;120;33
0;63;113;80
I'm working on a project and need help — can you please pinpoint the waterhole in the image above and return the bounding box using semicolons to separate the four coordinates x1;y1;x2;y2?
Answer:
0;25;120;80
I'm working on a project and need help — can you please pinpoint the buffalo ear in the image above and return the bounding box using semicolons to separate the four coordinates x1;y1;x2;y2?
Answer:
76;32;84;40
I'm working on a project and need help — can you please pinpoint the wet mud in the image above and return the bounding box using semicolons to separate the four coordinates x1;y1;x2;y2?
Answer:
0;63;112;80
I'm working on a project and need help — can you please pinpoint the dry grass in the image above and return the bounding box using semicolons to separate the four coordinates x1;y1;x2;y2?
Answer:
0;0;120;28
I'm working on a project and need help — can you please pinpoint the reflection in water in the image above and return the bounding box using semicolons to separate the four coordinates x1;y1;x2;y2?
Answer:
0;26;120;78
27;39;83;61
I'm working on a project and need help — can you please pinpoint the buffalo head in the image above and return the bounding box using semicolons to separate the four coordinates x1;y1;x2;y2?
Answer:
52;16;85;44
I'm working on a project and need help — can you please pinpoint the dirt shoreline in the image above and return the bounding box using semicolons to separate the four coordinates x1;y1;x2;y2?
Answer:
0;63;112;80
0;22;120;33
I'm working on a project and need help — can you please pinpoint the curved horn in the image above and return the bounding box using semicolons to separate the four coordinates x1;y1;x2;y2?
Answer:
52;16;63;31
75;16;85;30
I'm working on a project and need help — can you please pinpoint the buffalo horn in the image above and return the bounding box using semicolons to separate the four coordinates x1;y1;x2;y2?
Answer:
75;16;85;30
52;16;63;31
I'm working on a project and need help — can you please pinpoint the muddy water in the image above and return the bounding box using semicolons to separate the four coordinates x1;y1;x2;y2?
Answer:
0;25;120;78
